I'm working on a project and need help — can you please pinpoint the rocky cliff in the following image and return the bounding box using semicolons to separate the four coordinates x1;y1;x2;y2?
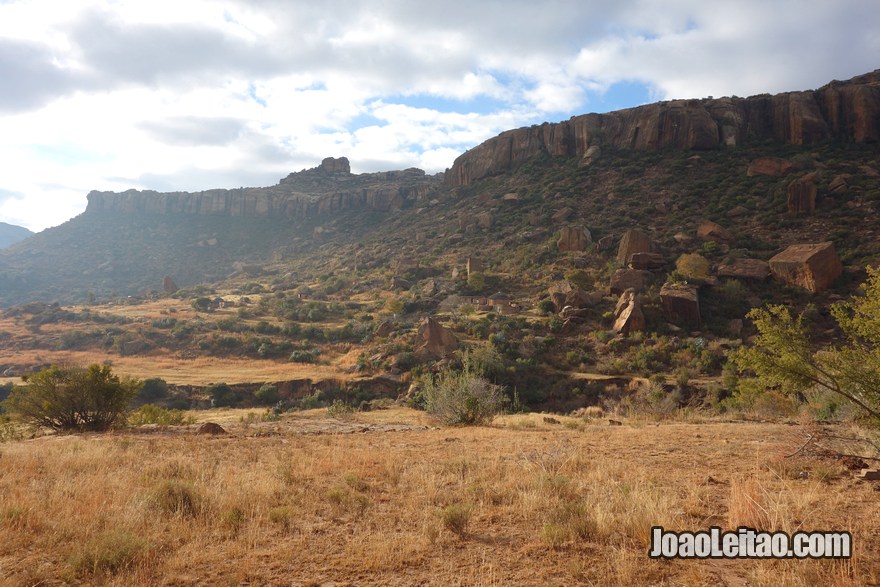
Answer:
86;157;441;218
446;70;880;186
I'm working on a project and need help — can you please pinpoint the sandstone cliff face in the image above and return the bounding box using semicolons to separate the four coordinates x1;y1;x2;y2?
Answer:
86;159;439;220
447;70;880;186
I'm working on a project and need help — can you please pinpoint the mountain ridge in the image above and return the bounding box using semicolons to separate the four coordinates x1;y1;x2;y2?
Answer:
0;222;34;249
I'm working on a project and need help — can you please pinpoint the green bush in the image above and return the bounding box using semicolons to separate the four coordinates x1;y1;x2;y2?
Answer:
255;384;280;406
127;405;194;426
5;364;140;431
208;383;237;408
138;378;168;403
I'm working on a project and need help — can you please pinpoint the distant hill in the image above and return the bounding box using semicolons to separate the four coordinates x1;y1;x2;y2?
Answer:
0;222;33;249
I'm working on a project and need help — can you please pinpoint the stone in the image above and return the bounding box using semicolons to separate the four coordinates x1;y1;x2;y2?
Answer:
374;320;394;338
390;276;412;290
417;317;458;357
597;235;615;251
609;268;651;294
747;157;798;177
673;232;694;245
828;174;850;193
580;144;600;166
616;229;653;266
660;282;701;327
628;252;666;271
557;226;593;252
613;289;646;335
697;220;733;242
502;192;520;202
561;306;590;319
717;259;771;281
162;275;178;293
860;165;880;178
727;206;749;218
787;177;817;213
769;242;842;293
551;207;574;223
476;211;493;229
197;422;227;435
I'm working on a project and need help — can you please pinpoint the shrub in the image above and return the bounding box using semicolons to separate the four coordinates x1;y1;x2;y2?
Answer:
127;405;194;427
138;378;168;403
5;364;140;431
148;480;203;518
327;399;355;419
255;384;280;406
675;253;711;282
208;383;237;408
68;529;151;578
440;504;472;536
423;352;505;425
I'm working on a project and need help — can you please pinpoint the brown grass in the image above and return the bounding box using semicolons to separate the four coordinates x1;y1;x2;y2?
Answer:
0;411;877;586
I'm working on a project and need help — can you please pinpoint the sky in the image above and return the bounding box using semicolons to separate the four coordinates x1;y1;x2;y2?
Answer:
0;1;878;232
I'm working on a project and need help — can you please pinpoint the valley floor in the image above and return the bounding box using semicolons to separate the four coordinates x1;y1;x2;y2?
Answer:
1;409;877;586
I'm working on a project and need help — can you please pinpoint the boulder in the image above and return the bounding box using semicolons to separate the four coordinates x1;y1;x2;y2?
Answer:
162;275;178;294
417;317;458;357
551;207;574;223
548;281;593;312
613;289;646;335
660;282;701;328
697;220;733;242
616;229;653;266
390;276;412;290
673;232;694;246
769;242;842;293
374;320;395;338
597;234;615;251
476;212;493;229
828;174;850;193
717;259;771;281
787;177;817;213
502;192;520;203
197;422;227;435
561;306;590;319
609;268;651;294
557;226;593;252
628;252;666;271
580;144;600;166
727;206;749;218
747;157;797;177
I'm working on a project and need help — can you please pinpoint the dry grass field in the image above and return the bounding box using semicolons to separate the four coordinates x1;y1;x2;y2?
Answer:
1;409;878;586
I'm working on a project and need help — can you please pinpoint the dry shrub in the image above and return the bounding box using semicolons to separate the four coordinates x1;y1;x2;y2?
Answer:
68;529;152;578
148;479;204;518
440;503;472;536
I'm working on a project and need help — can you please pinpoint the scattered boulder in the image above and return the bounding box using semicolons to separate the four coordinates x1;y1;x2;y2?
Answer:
476;211;493;229
769;242;842;293
616;229;653;266
551;207;574;223
727;206;749;218
162;275;178;294
548;281;593;312
717;259;771;281
502;192;520;203
417;317;458;357
374;320;394;338
673;232;694;246
390;276;412;291
580;144;600;166
660;282;701;328
747;157;797;177
860;165;880;178
613;289;646;335
597;234;615;251
557;226;593;252
609;268;651;294
421;278;438;296
787;177;817;213
828;174;850;193
197;422;227;435
697;220;733;242
628;252;666;271
560;306;590;319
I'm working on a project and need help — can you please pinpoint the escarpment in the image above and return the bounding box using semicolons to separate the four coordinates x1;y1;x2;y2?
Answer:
87;157;441;219
446;70;880;186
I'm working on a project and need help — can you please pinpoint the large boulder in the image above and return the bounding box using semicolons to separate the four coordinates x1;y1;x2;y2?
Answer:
551;207;574;223
417;317;458;357
628;252;666;271
697;220;733;242
557;226;593;252
660;282;701;328
548;281;594;312
717;259;771;281
613;289;646;335
747;157;797;177
609;268;651;294
787;176;817;213
768;242;842;293
616;229;653;266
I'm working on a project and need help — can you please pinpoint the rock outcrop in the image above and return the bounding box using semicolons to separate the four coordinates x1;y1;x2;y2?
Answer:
557;226;592;252
769;242;842;293
697;220;733;242
616;229;653;266
445;70;880;187
787;176;817;213
416;317;458;357
86;160;438;220
613;289;646;335
660;282;701;328
747;157;798;177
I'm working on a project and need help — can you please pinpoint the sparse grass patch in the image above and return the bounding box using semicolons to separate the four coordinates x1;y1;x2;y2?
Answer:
147;479;204;518
67;529;153;579
439;503;472;536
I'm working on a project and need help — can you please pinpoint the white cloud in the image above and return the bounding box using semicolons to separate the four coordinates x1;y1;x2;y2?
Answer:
0;0;878;231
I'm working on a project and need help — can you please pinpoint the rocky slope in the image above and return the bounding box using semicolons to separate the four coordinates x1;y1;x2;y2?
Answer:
446;70;880;186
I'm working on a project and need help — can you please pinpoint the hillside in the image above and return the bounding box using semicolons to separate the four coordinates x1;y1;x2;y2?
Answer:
0;222;33;249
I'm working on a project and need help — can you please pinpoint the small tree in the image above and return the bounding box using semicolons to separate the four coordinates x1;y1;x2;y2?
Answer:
731;267;880;423
674;253;711;282
5;364;141;431
424;352;505;425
